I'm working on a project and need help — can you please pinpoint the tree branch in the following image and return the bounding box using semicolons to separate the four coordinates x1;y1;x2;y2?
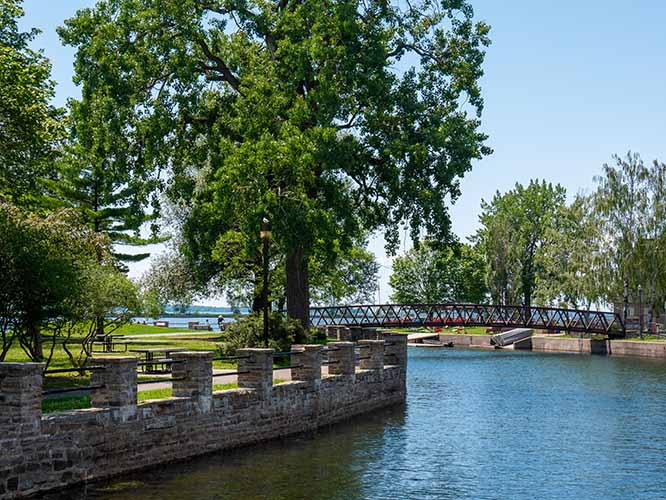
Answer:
197;38;242;92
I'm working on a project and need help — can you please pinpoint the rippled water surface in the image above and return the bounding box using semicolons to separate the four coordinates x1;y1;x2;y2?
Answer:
50;348;666;500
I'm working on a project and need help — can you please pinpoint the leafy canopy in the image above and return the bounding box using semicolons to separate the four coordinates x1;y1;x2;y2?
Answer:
475;180;566;307
0;202;143;362
389;242;487;304
60;0;492;318
0;0;64;204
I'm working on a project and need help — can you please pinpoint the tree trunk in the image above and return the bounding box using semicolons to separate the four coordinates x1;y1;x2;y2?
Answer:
29;320;43;361
286;245;310;334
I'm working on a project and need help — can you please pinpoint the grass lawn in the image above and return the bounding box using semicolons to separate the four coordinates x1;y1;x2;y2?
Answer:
5;337;235;371
113;324;200;335
42;380;288;414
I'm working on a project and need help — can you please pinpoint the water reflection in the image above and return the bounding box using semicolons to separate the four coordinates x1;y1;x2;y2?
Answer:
42;348;666;500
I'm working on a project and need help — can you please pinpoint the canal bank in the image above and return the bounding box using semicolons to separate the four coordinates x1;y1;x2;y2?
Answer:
0;339;407;499
408;332;666;359
37;347;666;500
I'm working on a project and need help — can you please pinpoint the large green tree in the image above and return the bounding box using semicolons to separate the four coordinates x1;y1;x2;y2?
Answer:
60;0;491;328
535;195;603;309
389;242;487;304
593;153;666;325
0;202;141;362
0;0;64;204
47;98;164;267
475;180;566;307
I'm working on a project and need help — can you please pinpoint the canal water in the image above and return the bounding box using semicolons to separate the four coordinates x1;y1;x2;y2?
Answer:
47;348;666;500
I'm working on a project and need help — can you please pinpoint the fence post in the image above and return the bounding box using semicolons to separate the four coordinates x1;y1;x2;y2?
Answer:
0;362;43;440
291;345;323;388
90;357;137;421
358;340;384;370
237;348;274;398
171;351;214;413
383;333;408;369
326;342;355;378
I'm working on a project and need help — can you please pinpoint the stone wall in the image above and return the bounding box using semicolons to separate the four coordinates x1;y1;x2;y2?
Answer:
609;340;666;358
0;337;407;499
322;326;385;342
530;336;666;357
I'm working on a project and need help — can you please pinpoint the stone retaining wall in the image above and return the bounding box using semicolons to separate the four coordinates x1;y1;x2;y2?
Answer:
530;336;666;357
609;340;666;358
0;337;408;499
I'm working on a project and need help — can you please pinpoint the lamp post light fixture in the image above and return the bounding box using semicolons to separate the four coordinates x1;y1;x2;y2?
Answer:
260;218;271;347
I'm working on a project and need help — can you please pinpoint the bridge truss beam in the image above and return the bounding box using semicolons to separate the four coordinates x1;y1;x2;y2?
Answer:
310;303;626;337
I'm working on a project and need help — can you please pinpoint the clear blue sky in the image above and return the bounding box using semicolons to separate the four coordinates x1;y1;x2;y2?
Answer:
18;0;666;302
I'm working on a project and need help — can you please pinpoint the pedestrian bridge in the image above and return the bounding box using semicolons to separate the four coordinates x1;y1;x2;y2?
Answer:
309;303;626;337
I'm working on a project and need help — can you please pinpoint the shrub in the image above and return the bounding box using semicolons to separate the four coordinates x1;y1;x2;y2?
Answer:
218;312;304;355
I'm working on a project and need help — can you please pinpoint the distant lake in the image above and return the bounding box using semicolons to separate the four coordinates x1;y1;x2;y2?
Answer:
131;314;246;332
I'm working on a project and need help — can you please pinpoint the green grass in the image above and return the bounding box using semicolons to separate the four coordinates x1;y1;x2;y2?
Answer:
42;395;91;413
5;338;236;370
42;379;288;413
113;324;200;335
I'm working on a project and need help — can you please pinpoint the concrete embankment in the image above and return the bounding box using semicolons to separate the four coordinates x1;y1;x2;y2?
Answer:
408;332;666;359
531;336;666;358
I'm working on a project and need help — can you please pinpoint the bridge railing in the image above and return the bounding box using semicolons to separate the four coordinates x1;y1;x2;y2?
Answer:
310;303;625;336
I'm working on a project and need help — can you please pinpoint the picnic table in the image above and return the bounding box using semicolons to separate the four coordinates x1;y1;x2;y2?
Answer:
130;347;188;373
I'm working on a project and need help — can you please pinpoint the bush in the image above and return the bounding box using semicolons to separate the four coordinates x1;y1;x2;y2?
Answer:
218;312;304;355
309;329;327;343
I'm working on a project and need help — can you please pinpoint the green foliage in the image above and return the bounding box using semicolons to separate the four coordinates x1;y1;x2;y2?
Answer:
535;195;603;309
310;244;380;305
219;312;303;355
474;180;567;306
44;97;164;267
0;0;64;205
140;250;199;313
0;202;145;364
60;0;492;325
389;242;487;304
591;153;666;319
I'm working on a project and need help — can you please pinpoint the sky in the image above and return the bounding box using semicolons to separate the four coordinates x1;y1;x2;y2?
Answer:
17;0;666;304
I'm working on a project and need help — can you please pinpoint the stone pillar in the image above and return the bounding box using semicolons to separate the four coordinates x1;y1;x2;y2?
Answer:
0;363;43;440
358;340;384;370
350;326;365;342
237;348;273;397
90;357;137;409
291;345;323;386
326;342;355;377
383;333;408;368
171;351;213;412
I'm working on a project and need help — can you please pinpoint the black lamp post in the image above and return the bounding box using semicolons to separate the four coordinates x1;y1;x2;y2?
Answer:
260;218;271;347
